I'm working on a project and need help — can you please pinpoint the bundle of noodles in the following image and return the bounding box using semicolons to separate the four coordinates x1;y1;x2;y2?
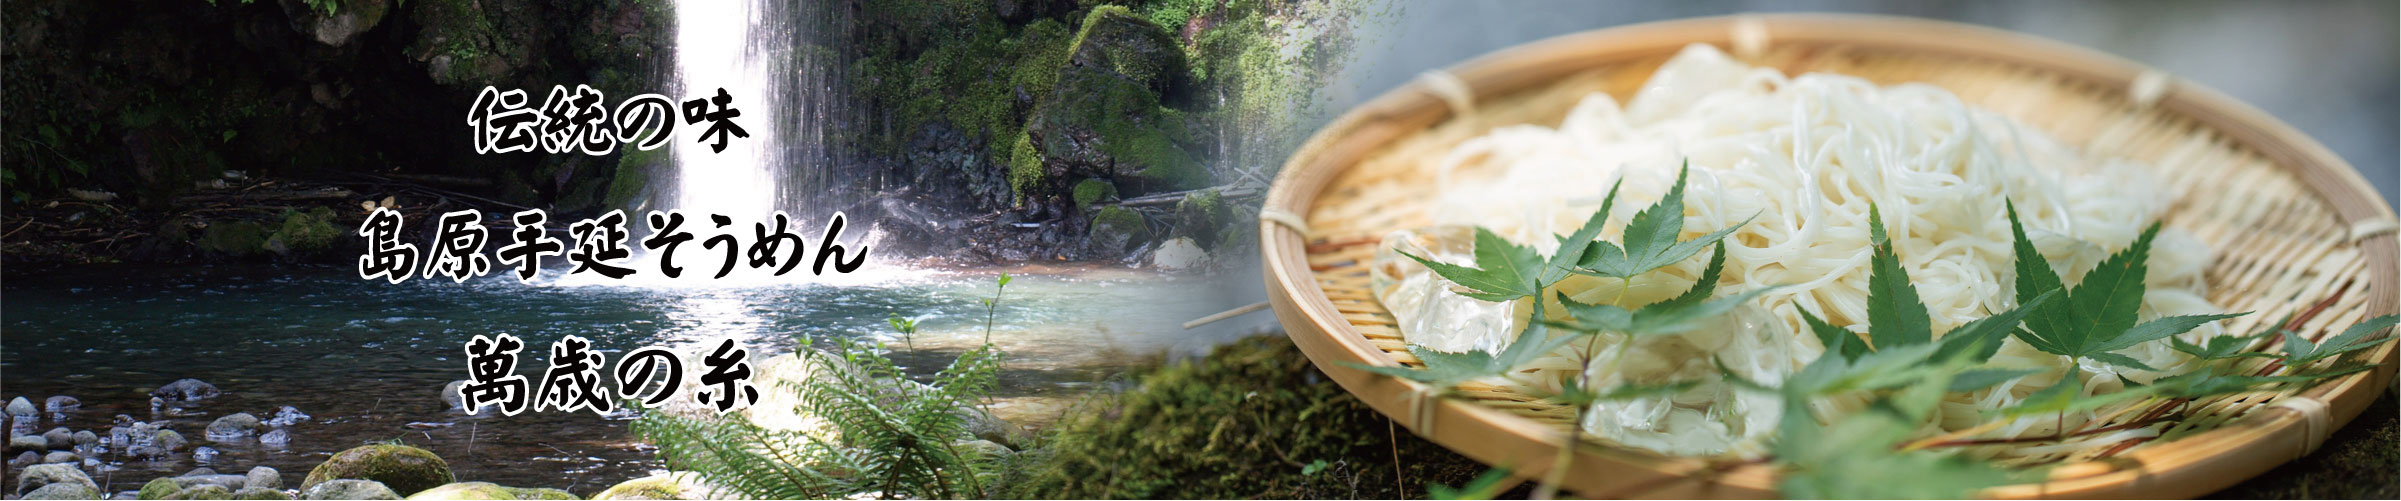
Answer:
1368;44;2223;459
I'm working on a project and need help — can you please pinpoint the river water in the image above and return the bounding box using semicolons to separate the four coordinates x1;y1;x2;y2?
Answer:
0;263;1268;496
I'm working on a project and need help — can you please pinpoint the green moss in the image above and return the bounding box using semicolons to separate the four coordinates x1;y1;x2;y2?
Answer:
1001;335;1497;498
1086;205;1149;253
606;147;662;210
231;487;292;500
139;478;182;500
269;207;341;254
1071;178;1118;209
301;444;455;497
179;485;234;500
1008;131;1044;198
199;221;268;256
405;482;579;500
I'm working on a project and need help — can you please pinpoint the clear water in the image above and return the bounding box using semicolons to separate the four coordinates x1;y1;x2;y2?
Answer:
0;264;1268;495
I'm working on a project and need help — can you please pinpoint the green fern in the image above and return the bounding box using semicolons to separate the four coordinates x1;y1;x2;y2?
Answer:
636;275;1015;499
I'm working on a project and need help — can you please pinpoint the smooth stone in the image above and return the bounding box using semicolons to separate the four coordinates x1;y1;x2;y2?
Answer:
258;429;290;446
299;444;452;496
153;379;222;401
206;413;261;439
138;478;182;500
43;451;78;464
44;396;81;412
73;430;97;446
303;479;400;500
43;427;74;449
193;446;220;462
177;484;235;500
183;468;219;477
16;463;97;495
404;482;577;500
588;473;720;501
245;467;282;490
24;482;102;500
156;430;188;452
264;407;310;428
12;435;50;452
232;487;293;500
7;397;38;417
12;451;39;467
1151;236;1207;271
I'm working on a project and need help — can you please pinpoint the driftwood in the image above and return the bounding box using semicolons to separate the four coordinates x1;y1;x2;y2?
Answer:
1107;184;1262;208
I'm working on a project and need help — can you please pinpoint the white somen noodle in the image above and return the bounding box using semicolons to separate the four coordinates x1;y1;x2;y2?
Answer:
1369;44;2222;458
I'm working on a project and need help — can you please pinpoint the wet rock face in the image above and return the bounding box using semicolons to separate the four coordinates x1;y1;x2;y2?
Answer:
300;444;453;496
1066;6;1194;105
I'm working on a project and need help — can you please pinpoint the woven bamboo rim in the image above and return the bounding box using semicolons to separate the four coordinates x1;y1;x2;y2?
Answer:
1259;14;2397;499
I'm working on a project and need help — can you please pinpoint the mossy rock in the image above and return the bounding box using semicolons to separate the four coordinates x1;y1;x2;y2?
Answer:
1088;206;1149;254
300;444;454;496
232;487;293;500
604;147;664;210
1071;178;1118;209
178;484;236;500
23;482;102;500
140;477;183;500
1022;67;1208;198
1169;188;1233;249
199;221;268;256
405;482;577;500
588;473;711;501
1065;5;1193;104
302;479;399;500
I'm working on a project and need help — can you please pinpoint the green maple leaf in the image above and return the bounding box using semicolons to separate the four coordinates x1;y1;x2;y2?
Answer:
2280;314;2399;366
1550;242;1778;337
1573;161;1752;279
2169;313;2290;361
1399;227;1547;302
1774;398;2016;499
1345;345;1517;389
2146;365;2377;399
1997;367;2155;416
1863;205;1932;350
2004;202;2246;371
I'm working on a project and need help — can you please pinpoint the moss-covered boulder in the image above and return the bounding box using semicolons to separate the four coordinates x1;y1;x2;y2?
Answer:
199;221;269;256
1071;178;1118;209
303;479;400;500
1088;206;1150;255
139;477;184;500
16;463;95;496
177;484;236;500
233;487;294;500
1022;67;1207;197
300;444;454;496
1169;188;1234;249
405;482;577;500
588;473;720;501
23;482;102;500
266;207;341;255
1067;6;1193;103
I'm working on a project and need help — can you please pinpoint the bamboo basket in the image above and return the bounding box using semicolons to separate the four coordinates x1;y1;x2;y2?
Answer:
1258;14;2398;499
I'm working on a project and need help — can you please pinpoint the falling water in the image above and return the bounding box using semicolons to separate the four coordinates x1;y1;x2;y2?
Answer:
668;0;789;220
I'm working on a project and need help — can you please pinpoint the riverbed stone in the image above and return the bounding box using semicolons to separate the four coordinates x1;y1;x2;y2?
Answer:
12;435;50;452
23;481;102;500
73;430;98;447
45;396;81;412
1152;237;1206;271
138;478;182;500
206;413;261;438
300;444;453;496
404;482;576;500
7;396;37;417
12;450;38;467
588;473;719;500
153;379;222;401
43;451;78;463
245;467;282;490
265;407;310;427
44;427;75;448
302;479;399;500
156;430;189;452
259;429;291;445
17;463;97;495
232;487;293;500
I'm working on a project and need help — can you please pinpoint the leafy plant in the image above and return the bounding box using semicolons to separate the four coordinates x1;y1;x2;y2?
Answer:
635;275;1015;499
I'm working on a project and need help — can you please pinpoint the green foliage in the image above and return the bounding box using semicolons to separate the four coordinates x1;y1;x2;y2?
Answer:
2279;314;2398;367
1570;163;1753;279
636;275;1014;499
2006;203;2246;371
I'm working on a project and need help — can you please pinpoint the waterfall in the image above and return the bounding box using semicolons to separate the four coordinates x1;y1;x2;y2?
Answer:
668;0;789;220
